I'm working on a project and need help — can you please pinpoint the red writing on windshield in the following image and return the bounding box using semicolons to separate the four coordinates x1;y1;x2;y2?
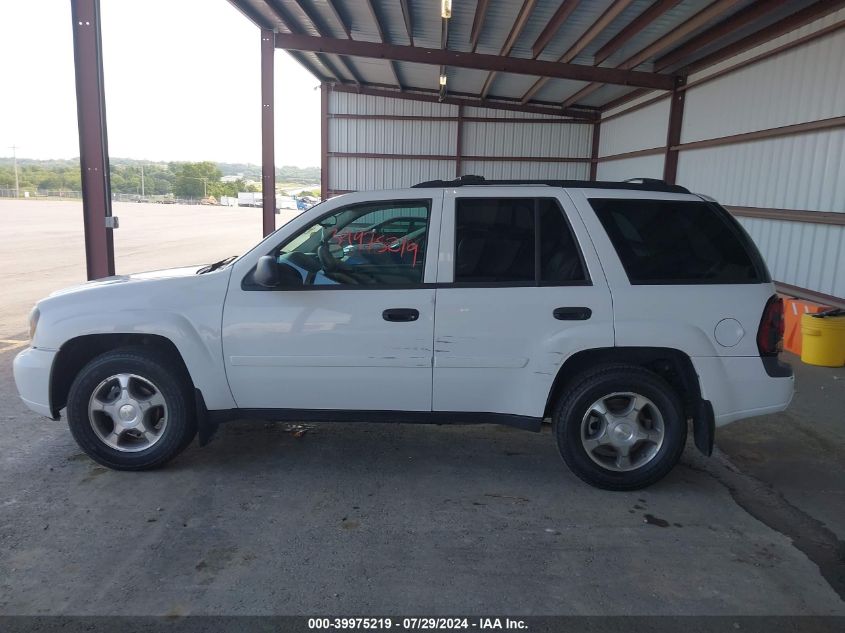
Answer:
331;230;421;267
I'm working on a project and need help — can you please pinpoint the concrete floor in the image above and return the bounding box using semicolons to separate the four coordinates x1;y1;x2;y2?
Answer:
1;200;843;615
1;346;843;615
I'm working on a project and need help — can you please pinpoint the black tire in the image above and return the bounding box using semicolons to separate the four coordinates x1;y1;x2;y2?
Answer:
553;364;687;491
66;347;197;470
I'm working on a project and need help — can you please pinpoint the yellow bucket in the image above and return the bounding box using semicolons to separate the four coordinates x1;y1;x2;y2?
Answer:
800;312;845;367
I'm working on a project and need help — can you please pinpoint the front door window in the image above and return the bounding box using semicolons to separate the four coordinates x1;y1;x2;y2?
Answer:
278;201;431;286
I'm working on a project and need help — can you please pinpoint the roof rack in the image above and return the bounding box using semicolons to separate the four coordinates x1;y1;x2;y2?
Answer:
412;175;690;194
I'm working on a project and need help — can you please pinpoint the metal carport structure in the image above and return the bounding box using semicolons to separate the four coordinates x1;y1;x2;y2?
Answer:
71;0;844;306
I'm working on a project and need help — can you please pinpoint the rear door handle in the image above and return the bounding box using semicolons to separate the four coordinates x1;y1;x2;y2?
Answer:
382;308;420;322
553;307;592;321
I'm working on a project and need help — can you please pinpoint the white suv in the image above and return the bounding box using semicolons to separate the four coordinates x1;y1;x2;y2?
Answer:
13;178;793;490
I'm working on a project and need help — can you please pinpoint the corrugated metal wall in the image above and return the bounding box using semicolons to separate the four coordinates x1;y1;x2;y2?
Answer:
326;90;593;192
594;10;845;302
327;91;458;192
596;93;668;180
324;9;844;302
677;10;845;301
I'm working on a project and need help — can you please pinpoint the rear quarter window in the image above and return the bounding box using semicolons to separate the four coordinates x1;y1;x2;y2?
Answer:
589;198;768;284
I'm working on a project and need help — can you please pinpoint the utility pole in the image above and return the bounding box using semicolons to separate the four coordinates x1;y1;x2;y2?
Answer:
9;145;20;198
140;164;145;197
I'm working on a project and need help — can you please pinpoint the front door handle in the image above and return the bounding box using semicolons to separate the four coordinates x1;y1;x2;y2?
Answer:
383;308;420;322
553;306;592;321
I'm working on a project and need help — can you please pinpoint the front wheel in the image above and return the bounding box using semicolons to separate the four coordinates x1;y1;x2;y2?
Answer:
66;347;197;470
553;365;687;490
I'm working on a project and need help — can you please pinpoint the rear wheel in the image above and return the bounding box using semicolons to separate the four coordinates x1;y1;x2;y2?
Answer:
66;347;197;470
553;365;686;490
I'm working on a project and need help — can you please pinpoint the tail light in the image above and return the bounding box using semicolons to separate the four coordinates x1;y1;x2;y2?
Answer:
757;295;784;356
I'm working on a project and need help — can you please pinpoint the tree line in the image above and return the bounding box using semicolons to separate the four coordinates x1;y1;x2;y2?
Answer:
0;158;320;198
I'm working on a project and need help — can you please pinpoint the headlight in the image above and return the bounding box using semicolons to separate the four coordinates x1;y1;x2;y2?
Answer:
28;306;40;341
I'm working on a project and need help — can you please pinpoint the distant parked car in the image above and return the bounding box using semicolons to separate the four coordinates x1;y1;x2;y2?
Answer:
13;177;792;489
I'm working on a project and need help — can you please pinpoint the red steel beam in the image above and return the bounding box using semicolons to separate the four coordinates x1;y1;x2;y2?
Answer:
289;0;363;85
599;87;652;113
562;0;743;107
328;83;598;120
654;0;786;70
480;0;538;98
328;114;590;123
671;116;845;151
662;76;686;184
71;0;115;279
589;121;601;181
600;0;813;109
227;0;334;82
261;29;276;237
324;0;351;38
321;83;329;199
521;0;635;104
455;105;464;177
681;18;845;92
260;0;345;83
594;0;682;65
327;152;590;163
685;0;845;73
274;33;675;90
531;0;582;58
470;0;492;51
364;0;403;89
399;0;414;46
654;0;790;71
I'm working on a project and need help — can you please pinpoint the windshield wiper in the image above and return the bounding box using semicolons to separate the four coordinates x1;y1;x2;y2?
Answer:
196;255;238;274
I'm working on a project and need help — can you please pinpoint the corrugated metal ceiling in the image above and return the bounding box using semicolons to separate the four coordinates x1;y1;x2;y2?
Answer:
230;0;836;112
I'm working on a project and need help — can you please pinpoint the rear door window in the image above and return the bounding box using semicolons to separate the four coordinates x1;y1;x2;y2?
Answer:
454;198;587;285
589;198;765;284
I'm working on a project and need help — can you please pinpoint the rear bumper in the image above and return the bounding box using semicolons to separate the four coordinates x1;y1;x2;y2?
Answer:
692;355;794;427
13;347;57;419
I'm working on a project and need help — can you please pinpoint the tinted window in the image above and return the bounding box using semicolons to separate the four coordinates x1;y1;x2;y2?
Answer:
590;199;763;283
454;198;586;284
539;199;586;283
277;201;430;286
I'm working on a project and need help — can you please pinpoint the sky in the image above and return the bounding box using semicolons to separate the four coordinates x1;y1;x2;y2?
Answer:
0;0;321;166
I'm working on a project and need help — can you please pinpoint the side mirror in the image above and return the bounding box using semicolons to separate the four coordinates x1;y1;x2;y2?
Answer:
277;261;304;287
254;255;280;287
254;255;303;288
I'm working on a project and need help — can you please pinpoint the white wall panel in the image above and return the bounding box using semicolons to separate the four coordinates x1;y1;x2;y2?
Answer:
596;154;664;181
327;90;593;189
463;122;591;158
603;89;664;118
737;217;845;299
689;8;845;83
330;119;456;155
671;11;845;300
599;97;670;157
682;28;845;143
328;91;458;117
676;128;845;212
461;161;589;180
462;107;560;119
328;157;455;191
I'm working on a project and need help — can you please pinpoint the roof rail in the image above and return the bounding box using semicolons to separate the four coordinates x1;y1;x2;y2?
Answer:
412;174;690;194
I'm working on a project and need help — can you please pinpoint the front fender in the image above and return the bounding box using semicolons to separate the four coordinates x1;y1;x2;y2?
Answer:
43;310;234;410
33;269;236;410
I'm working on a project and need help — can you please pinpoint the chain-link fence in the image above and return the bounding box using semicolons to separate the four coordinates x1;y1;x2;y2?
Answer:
0;188;81;200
